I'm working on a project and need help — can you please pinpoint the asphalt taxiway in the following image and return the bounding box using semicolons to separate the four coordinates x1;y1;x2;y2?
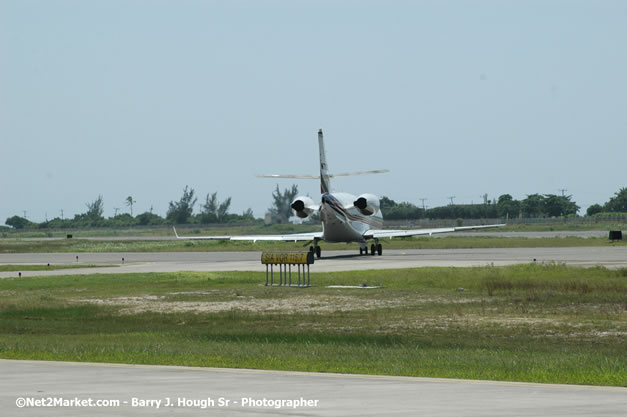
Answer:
1;360;625;417
1;246;626;279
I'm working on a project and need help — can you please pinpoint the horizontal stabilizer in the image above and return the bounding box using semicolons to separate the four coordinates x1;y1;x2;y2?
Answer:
256;174;320;179
330;169;389;177
256;169;389;179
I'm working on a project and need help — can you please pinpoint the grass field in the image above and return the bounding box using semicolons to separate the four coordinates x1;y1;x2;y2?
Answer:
0;224;316;239
0;264;115;272
491;222;626;232
1;235;625;254
0;264;625;386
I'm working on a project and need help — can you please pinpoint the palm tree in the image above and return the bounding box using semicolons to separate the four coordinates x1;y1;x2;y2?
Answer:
125;196;136;216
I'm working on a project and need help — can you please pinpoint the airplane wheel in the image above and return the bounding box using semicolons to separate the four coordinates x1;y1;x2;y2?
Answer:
370;244;376;256
309;246;314;253
377;244;383;256
316;246;321;259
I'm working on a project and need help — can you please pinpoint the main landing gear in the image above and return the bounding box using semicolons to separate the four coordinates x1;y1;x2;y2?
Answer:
360;241;382;256
311;241;382;258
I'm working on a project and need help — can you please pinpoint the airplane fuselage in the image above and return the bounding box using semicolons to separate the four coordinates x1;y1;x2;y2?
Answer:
319;192;383;243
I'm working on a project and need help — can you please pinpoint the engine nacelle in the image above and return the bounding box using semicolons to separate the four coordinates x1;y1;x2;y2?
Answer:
353;194;380;216
291;196;317;219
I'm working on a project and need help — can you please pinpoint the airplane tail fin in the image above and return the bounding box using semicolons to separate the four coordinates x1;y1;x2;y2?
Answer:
318;129;331;194
256;129;388;188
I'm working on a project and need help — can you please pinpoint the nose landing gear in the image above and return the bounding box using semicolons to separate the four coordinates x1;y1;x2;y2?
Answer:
309;244;322;259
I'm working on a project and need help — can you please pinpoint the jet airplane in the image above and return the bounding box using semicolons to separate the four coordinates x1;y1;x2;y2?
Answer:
174;129;504;257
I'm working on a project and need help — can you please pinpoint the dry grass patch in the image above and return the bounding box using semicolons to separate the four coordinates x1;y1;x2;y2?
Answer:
77;294;405;314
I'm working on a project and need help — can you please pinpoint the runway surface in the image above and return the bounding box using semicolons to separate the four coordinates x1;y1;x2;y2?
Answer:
1;246;626;278
1;360;625;417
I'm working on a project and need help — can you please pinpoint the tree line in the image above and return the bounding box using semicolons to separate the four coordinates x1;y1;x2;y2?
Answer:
381;188;626;220
3;186;626;229
4;187;256;230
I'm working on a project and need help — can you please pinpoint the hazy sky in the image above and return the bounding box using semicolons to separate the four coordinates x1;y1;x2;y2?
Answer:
2;0;626;223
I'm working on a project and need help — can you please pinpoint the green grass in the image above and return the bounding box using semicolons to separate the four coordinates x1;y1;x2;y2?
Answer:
0;264;625;386
0;223;316;239
1;235;625;253
0;264;115;272
2;220;625;239
497;222;626;232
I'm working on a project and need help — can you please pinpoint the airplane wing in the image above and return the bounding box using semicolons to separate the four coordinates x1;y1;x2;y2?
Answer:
173;227;322;243
364;224;506;239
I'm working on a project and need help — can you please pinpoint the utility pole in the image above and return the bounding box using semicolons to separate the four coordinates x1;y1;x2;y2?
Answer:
559;188;567;197
23;210;27;219
448;196;456;206
113;207;120;216
60;209;64;220
419;198;427;211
